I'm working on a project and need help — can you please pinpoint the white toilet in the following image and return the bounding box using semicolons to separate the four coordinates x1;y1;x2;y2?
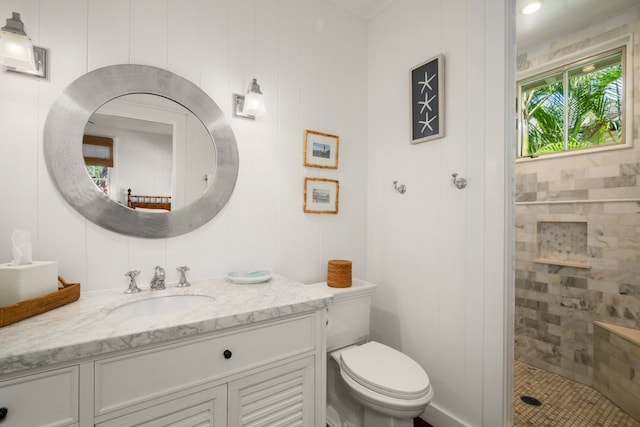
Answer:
310;279;433;427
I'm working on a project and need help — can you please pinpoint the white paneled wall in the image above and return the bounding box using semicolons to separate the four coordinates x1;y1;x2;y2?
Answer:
0;0;368;291
0;0;511;426
367;0;511;426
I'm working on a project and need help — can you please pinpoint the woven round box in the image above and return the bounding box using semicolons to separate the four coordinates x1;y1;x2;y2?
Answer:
327;260;352;288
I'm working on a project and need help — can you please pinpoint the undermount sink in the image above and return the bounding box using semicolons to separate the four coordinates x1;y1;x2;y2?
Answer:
108;295;215;318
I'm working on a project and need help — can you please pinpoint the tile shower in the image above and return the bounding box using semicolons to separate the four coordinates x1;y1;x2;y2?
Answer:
514;167;640;422
514;8;640;422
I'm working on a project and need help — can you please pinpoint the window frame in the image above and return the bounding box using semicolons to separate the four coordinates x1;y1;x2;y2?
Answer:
516;36;633;162
83;134;114;168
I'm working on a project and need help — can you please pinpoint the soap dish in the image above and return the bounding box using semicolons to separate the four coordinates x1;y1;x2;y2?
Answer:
227;270;272;284
0;276;80;327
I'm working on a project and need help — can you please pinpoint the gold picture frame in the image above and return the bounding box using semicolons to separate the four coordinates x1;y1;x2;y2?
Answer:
303;129;339;169
303;177;339;214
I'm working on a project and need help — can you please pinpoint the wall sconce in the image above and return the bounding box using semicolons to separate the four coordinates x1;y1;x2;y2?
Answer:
233;78;266;120
0;12;47;79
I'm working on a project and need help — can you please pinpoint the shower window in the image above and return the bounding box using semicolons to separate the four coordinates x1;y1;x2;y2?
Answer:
83;135;114;196
86;165;111;195
517;47;626;158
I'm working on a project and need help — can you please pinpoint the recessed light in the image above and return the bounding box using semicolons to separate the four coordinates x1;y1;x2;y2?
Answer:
520;0;543;15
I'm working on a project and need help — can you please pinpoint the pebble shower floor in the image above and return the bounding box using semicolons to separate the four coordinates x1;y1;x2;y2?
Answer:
513;360;639;427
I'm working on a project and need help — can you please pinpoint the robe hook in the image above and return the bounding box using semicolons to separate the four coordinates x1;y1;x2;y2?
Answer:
451;173;467;189
393;180;407;194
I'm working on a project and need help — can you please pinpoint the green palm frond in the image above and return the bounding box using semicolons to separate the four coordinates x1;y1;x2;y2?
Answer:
520;60;622;156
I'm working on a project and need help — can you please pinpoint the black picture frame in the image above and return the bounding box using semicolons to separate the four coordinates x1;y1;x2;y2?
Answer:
410;54;445;144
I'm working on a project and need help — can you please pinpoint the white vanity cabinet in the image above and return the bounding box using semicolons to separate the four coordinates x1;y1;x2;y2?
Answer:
0;310;325;427
0;366;80;427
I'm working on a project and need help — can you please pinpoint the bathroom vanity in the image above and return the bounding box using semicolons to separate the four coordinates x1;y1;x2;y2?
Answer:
0;276;331;426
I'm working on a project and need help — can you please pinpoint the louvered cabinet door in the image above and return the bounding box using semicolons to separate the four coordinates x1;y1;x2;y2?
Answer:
97;385;227;427
228;356;315;427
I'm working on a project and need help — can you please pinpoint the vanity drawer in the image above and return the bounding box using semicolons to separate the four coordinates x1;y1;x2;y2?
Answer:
95;313;316;415
0;366;79;427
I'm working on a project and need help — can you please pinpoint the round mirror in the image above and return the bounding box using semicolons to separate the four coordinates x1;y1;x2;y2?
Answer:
43;64;239;238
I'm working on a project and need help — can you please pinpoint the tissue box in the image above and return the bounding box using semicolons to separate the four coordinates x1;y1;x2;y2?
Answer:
0;261;59;306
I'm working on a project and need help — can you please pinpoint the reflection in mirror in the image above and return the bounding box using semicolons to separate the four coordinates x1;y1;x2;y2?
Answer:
83;94;215;212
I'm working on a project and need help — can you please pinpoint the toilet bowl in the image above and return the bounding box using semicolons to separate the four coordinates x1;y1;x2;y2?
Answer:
309;279;433;427
333;342;433;427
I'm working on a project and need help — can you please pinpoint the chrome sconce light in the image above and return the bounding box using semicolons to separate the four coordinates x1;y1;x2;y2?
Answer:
233;78;266;120
0;12;47;79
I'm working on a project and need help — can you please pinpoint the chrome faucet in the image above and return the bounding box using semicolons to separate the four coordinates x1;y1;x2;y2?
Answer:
150;266;166;290
176;266;191;287
125;270;142;294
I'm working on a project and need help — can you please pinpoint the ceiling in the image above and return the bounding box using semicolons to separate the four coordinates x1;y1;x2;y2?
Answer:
87;114;173;136
515;0;638;51
330;0;638;50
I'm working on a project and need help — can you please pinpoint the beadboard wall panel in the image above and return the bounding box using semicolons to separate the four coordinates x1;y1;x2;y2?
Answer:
367;0;511;426
0;0;368;290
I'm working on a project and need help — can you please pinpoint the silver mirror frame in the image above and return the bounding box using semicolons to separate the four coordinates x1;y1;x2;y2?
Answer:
43;64;239;238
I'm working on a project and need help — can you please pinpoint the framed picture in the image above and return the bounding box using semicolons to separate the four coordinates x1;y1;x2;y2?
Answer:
303;129;339;169
410;54;444;144
303;177;339;214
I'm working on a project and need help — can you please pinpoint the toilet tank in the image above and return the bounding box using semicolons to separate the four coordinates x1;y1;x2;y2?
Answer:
308;279;377;352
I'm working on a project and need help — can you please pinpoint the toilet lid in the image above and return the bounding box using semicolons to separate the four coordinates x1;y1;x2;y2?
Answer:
339;341;430;400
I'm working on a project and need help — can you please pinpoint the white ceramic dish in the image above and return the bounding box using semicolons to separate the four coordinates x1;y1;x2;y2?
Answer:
227;270;272;284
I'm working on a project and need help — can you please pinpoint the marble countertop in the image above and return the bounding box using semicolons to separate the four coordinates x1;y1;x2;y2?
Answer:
0;275;332;377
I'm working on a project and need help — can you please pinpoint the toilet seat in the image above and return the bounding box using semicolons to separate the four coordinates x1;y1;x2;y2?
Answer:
339;341;431;400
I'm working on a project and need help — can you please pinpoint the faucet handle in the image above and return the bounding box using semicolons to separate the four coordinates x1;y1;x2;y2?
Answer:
125;270;142;294
176;266;191;287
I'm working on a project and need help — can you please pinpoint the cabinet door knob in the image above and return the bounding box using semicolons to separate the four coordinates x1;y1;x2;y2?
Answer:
0;407;8;420
223;349;232;359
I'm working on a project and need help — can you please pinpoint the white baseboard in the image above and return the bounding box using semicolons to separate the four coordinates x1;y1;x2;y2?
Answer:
421;403;469;427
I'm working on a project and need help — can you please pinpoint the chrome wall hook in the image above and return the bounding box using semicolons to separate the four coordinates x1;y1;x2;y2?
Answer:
393;180;407;194
451;173;467;190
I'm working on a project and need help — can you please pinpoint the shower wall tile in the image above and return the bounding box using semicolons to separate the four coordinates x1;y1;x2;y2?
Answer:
620;163;640;176
537;181;549;192
561;168;587;180
604;175;638;188
548;179;576;191
620;283;640;298
590;186;640;199
561;276;588;289
575;177;606;190
587;165;622;179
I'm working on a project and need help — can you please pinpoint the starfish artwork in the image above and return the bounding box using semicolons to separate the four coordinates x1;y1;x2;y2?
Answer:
410;55;444;143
